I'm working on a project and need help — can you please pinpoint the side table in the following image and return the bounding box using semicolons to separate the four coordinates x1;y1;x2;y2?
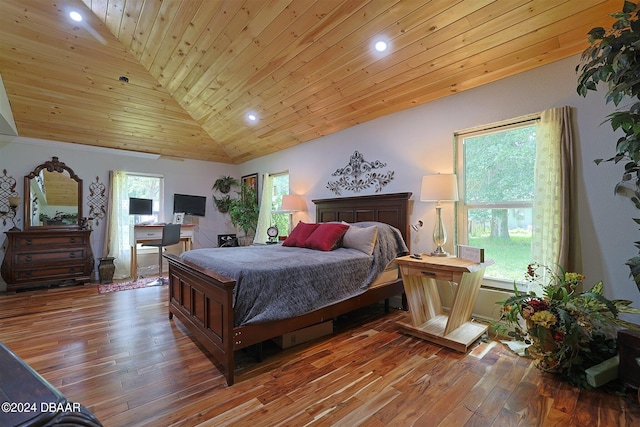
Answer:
395;255;493;352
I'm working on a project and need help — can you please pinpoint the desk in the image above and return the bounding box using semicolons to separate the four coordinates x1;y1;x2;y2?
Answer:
395;255;493;352
131;224;195;278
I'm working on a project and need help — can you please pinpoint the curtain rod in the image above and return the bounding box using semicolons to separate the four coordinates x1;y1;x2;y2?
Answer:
454;113;540;137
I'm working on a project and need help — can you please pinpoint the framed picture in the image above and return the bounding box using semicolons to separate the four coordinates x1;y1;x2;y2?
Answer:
173;212;185;224
241;173;259;203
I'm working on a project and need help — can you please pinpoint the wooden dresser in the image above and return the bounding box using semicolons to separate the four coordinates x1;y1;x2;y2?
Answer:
1;229;94;291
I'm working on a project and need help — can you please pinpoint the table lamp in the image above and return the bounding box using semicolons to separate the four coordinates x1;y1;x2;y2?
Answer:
420;174;459;256
281;194;306;233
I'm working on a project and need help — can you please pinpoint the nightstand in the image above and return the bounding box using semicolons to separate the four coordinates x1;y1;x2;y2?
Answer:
395;255;493;352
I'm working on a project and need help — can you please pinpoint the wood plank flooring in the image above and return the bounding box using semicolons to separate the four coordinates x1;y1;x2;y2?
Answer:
1;283;639;426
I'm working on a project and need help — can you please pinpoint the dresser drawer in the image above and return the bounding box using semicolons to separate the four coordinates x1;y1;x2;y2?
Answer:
15;234;87;248
16;249;86;264
14;265;87;282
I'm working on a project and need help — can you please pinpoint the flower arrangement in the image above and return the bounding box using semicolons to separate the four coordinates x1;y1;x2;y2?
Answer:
495;263;640;388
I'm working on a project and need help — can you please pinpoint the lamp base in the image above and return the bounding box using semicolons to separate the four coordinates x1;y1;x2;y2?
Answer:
431;246;449;257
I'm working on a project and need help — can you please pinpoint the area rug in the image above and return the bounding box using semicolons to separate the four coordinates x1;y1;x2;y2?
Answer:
97;277;165;294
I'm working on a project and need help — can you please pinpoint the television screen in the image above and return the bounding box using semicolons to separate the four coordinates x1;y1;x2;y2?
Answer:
129;197;153;215
174;193;207;217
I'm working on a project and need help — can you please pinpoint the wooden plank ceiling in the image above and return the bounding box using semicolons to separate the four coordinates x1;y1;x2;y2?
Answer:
0;0;619;164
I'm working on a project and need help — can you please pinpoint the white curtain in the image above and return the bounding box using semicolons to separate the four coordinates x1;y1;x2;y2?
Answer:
103;170;131;279
532;106;574;274
254;173;273;244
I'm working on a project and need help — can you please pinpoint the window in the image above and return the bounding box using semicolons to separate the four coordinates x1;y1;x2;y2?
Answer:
254;172;291;243
106;171;164;279
126;173;163;224
270;172;289;237
456;119;537;287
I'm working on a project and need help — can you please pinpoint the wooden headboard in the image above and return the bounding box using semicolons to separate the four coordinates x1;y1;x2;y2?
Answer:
313;192;412;245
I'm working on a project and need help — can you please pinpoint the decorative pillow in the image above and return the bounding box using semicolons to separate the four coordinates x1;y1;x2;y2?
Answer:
342;225;378;255
282;222;320;247
303;223;350;251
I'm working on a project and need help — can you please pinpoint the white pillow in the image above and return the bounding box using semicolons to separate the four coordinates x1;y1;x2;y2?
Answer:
342;225;378;255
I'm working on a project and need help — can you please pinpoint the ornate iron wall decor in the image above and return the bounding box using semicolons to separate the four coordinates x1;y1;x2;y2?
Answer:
88;176;107;226
327;151;394;195
0;169;19;227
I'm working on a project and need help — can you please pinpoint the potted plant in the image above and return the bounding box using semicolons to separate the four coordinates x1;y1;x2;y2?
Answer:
228;184;259;244
495;263;640;388
576;1;640;291
212;176;239;194
213;195;232;213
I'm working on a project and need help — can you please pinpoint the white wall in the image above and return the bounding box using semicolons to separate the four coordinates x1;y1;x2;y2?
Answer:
0;138;238;289
2;54;639;321
241;54;640;316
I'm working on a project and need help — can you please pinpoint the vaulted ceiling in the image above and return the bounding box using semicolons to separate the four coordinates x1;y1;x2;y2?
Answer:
0;0;619;164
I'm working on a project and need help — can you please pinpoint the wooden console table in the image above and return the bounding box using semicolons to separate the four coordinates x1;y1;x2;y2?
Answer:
395;255;493;352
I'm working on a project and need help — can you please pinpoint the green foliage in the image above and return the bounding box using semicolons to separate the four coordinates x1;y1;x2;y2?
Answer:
213;195;232;213
576;1;640;292
212;176;239;194
463;126;536;204
39;211;79;225
228;184;259;235
494;263;640;388
469;235;531;282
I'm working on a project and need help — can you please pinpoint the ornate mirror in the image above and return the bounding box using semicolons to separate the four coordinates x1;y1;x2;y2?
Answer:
24;157;83;229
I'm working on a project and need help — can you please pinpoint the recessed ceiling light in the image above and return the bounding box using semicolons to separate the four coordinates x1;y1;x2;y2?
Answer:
246;113;258;123
69;11;83;22
374;40;388;52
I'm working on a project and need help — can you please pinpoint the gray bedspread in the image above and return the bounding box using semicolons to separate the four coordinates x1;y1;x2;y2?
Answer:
180;222;408;326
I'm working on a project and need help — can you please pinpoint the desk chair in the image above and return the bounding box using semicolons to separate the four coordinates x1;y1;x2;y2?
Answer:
142;223;181;285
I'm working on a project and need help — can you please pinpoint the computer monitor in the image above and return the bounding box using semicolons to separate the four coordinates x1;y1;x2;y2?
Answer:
173;193;206;217
129;197;153;215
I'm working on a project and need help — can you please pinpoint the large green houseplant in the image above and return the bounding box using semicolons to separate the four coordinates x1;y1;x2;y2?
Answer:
576;0;640;292
228;184;259;242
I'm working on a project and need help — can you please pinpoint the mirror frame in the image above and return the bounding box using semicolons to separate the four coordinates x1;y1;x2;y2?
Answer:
24;157;83;230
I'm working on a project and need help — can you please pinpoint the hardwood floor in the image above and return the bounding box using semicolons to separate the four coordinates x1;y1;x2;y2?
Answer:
1;283;639;426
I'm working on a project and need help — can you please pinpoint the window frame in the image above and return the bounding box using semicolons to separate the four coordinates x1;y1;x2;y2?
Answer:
455;115;539;292
269;171;290;237
125;172;164;223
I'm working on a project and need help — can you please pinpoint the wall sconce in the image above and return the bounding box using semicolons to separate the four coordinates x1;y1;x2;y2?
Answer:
5;196;21;230
421;174;459;256
411;220;423;231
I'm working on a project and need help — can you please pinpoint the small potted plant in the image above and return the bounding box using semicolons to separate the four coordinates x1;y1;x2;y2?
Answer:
213;194;233;213
212;176;239;194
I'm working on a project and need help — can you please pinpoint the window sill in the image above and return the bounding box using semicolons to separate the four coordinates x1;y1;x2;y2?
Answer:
481;276;529;293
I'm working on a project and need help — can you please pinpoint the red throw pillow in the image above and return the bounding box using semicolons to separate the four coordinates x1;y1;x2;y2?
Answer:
282;222;320;247
303;223;350;251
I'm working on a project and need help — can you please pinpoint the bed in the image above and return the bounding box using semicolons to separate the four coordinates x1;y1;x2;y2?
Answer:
165;192;412;385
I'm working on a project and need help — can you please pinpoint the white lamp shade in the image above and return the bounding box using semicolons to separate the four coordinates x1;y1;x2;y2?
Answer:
281;194;306;212
420;174;459;202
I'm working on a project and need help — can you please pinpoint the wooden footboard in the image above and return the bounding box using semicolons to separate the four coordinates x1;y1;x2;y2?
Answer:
165;253;405;386
165;254;236;384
